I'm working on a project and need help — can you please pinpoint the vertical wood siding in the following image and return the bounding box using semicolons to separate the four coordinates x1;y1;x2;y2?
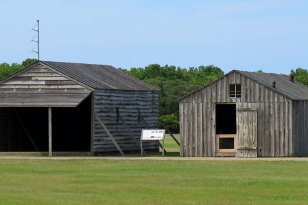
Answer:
180;71;294;157
236;103;257;158
292;101;308;156
93;90;159;153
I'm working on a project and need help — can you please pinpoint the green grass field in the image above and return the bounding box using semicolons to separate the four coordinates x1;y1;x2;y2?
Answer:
0;159;308;205
0;136;308;205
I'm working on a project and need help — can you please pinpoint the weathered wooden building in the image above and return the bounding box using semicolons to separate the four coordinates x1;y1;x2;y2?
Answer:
179;70;308;157
0;61;159;155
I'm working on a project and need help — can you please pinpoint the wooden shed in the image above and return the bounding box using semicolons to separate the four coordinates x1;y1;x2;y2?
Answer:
0;61;159;156
179;70;308;157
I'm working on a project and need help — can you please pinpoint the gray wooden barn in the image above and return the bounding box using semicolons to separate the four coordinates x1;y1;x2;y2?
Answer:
179;70;308;157
0;61;159;156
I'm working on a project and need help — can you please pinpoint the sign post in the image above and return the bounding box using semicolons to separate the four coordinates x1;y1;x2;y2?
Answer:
141;129;165;156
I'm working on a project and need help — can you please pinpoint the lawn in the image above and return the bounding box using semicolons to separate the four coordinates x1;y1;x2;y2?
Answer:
164;134;180;153
135;134;180;157
0;159;308;205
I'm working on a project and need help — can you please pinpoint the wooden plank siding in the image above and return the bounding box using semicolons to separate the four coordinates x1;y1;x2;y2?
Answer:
93;89;160;153
292;100;308;156
0;63;91;107
236;103;258;158
180;71;294;157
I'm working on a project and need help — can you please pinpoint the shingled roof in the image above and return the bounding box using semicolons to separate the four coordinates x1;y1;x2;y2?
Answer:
239;71;308;100
41;61;158;91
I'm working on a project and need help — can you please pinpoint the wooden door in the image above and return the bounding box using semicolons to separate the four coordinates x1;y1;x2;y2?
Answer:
236;104;257;157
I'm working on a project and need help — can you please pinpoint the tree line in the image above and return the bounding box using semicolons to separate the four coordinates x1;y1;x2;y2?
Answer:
1;59;308;132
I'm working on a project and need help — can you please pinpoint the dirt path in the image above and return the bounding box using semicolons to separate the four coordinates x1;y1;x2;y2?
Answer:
0;156;308;161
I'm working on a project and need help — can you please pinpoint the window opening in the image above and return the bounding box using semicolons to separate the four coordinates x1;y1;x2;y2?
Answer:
230;84;241;98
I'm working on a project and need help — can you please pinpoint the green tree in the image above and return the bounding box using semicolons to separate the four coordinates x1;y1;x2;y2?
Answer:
293;68;308;86
0;58;37;80
121;64;224;132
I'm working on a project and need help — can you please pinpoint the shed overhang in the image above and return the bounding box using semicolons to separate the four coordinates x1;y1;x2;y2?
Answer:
0;92;91;107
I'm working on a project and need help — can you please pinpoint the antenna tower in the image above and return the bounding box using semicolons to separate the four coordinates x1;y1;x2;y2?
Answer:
32;20;40;60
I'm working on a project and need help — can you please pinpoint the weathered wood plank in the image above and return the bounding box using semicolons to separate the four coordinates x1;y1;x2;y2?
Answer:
257;102;264;156
95;113;124;156
269;92;275;157
274;100;279;156
183;103;188;156
211;103;216;156
279;102;284;156
93;90;159;154
236;103;257;157
202;103;207;156
48;108;52;157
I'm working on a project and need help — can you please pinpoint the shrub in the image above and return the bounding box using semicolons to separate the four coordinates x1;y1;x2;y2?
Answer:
160;114;179;133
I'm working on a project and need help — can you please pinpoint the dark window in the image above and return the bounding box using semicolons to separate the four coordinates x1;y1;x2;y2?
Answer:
219;138;234;149
230;84;241;98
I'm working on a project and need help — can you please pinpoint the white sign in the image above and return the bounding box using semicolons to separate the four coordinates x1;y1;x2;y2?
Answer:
141;129;165;141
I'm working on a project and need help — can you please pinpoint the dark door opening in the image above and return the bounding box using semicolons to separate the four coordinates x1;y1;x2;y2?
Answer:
216;104;236;134
0;107;48;151
0;96;91;152
52;95;91;152
215;104;237;156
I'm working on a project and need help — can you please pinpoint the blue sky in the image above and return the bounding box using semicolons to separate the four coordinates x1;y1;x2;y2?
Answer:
0;0;307;73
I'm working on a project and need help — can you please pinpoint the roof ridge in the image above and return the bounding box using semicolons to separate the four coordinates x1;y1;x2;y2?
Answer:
239;70;289;76
41;60;158;91
42;60;113;67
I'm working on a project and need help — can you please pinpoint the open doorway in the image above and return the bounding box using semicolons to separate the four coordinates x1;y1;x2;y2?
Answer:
52;95;91;152
0;96;91;153
216;104;237;156
0;107;48;152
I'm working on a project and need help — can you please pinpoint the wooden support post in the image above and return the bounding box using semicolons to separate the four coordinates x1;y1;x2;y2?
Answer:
48;107;52;157
95;113;124;156
140;139;143;156
158;141;167;155
159;122;180;146
162;124;180;146
90;93;95;155
162;139;165;156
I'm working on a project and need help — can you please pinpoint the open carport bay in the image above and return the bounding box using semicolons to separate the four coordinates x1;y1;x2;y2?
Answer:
0;96;91;152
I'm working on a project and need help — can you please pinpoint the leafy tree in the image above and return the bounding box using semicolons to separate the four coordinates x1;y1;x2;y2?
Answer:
160;114;179;133
121;64;225;132
292;68;308;86
0;58;37;80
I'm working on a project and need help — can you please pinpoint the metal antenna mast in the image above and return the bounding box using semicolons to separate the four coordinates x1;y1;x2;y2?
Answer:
32;20;40;60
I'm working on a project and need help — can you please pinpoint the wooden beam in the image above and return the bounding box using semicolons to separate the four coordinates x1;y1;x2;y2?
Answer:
159;122;180;146
14;111;39;151
158;141;166;155
90;92;95;154
48;107;52;157
95;113;124;156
